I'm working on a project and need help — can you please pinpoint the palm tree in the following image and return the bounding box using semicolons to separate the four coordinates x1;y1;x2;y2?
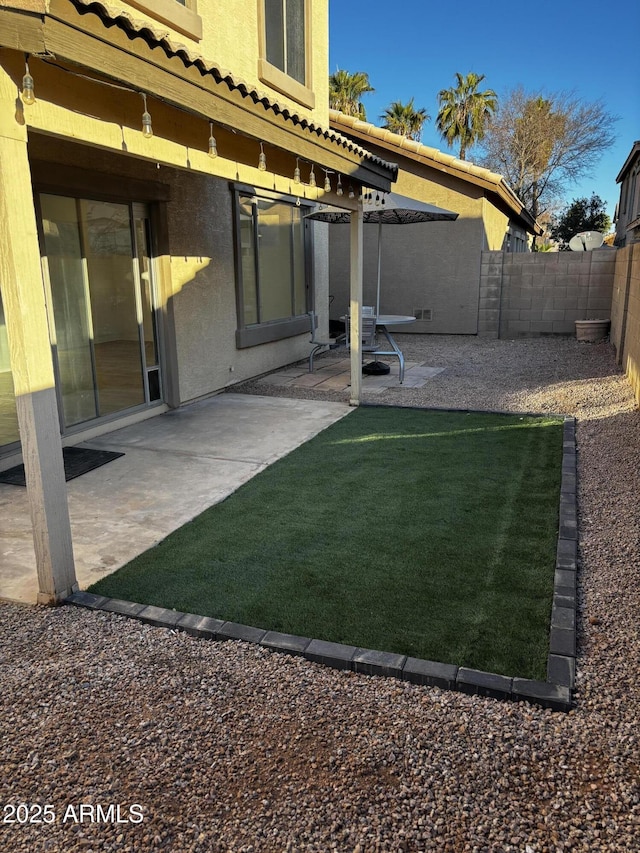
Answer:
329;69;374;120
436;72;497;160
380;98;430;141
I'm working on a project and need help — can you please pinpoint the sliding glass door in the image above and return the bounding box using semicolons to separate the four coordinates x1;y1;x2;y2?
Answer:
39;194;162;432
0;287;19;448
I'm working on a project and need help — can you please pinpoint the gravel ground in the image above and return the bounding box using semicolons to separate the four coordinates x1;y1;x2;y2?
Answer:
1;335;639;853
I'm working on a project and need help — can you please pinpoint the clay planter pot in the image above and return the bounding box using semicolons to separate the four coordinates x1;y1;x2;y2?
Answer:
575;319;610;342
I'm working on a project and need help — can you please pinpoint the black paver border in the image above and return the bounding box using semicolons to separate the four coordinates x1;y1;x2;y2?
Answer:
66;412;577;713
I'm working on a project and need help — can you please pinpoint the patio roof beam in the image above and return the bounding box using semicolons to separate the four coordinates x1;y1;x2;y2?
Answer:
29;1;394;191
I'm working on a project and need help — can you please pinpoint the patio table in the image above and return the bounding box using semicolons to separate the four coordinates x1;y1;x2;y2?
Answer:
342;314;416;383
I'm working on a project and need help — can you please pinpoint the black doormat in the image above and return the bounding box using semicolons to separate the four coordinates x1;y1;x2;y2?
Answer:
0;446;125;487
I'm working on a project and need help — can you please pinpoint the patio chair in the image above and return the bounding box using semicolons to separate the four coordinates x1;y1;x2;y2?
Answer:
308;310;345;372
343;310;381;355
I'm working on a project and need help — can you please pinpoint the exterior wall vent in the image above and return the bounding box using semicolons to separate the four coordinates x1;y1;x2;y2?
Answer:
413;308;433;321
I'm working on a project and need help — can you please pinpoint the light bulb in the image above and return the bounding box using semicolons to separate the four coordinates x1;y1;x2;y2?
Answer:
348;185;355;199
324;173;331;192
141;94;153;138
293;158;301;184
309;165;316;187
258;143;267;171
142;111;153;138
208;123;218;158
21;69;35;105
336;175;343;196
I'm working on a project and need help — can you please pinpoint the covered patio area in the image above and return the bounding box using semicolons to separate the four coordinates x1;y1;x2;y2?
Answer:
0;393;349;604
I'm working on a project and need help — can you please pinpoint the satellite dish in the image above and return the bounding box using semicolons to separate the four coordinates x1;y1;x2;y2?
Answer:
568;231;605;251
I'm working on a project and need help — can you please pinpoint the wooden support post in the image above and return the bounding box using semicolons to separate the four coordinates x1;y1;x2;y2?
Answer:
0;65;77;603
349;205;364;406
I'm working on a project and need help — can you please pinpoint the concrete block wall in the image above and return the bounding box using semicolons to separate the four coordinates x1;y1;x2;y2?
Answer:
478;249;617;339
611;243;640;407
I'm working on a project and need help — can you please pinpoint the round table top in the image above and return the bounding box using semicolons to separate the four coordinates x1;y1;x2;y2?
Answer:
340;314;416;325
376;315;416;325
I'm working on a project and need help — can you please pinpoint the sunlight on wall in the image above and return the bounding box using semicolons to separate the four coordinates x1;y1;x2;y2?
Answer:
167;257;211;297
625;353;640;408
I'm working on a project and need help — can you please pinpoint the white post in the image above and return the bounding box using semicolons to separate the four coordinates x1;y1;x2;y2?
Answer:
0;67;77;602
349;204;364;406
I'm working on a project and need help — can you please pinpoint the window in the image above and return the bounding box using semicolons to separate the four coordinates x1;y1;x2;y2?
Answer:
265;0;305;84
126;0;202;40
234;189;311;347
258;0;314;109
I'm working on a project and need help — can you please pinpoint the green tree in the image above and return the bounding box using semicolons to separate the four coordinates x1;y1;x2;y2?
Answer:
329;69;374;120
436;72;497;160
550;194;611;249
380;98;430;141
480;87;617;222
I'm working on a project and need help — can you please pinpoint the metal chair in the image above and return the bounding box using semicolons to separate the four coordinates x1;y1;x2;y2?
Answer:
343;310;381;354
308;310;344;372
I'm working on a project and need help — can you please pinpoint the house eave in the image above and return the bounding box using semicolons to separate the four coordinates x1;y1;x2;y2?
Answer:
330;109;542;235
0;0;398;190
615;140;640;184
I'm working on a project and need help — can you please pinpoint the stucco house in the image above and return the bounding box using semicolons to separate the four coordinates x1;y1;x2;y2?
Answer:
327;110;541;335
614;140;640;247
0;0;397;602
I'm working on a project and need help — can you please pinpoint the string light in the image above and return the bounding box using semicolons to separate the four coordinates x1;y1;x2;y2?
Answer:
348;185;355;199
141;93;153;138
323;170;332;192
308;164;316;187
21;56;35;106
336;174;343;196
258;142;267;171
208;122;218;158
293;157;301;184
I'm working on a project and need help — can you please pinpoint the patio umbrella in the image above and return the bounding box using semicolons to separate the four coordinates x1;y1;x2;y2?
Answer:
307;191;459;314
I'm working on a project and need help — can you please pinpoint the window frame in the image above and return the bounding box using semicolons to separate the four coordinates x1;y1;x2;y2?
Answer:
125;0;202;41
232;184;313;348
257;0;315;110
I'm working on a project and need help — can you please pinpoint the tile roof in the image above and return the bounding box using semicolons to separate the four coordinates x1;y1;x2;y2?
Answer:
330;110;540;233
66;0;397;177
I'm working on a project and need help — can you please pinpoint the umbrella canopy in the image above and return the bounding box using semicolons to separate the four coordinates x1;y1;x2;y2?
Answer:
307;192;458;313
307;192;459;225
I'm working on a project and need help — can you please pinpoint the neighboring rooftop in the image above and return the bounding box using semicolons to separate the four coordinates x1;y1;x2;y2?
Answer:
329;109;541;235
616;140;640;183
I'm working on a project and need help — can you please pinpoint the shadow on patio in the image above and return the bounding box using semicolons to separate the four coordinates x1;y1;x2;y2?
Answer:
0;394;349;604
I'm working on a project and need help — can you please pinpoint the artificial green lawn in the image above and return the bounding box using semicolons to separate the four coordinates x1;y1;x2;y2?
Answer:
89;407;564;680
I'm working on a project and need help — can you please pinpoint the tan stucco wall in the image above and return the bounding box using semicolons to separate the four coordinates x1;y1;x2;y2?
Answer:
611;243;640;404
106;0;329;127
328;153;507;335
166;169;326;403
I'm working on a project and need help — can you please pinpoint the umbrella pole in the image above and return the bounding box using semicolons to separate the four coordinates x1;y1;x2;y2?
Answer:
376;219;382;315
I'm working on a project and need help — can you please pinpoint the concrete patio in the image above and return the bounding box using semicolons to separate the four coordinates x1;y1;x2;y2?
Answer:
260;355;444;392
0;393;350;604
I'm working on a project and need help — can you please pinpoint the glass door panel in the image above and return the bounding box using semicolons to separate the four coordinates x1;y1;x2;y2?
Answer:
40;194;97;427
81;200;145;415
39;194;162;433
133;214;161;402
0;287;20;448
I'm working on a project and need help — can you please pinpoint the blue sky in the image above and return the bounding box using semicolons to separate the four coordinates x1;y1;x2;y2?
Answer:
329;0;639;221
